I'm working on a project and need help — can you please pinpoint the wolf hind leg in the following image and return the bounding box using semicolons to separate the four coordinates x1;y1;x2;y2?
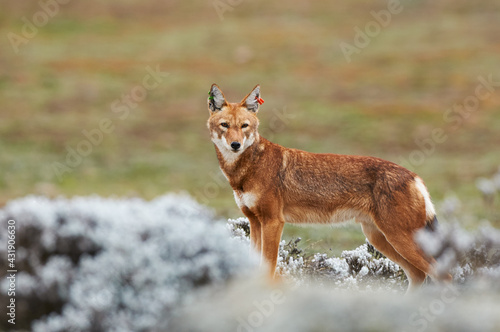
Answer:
361;221;427;291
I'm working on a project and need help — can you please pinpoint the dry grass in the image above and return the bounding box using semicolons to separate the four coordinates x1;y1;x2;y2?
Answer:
0;0;499;249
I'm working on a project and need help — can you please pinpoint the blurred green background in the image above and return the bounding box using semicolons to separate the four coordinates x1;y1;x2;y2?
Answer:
1;0;499;254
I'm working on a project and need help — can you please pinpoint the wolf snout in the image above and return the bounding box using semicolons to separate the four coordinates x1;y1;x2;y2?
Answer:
230;141;241;151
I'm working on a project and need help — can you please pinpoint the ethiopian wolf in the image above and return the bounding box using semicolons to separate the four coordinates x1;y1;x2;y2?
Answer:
207;84;450;291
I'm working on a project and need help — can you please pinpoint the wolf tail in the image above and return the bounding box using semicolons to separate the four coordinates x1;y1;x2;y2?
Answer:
415;177;438;232
425;215;439;232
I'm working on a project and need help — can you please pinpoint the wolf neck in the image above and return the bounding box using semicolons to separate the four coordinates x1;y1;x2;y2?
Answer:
216;136;265;186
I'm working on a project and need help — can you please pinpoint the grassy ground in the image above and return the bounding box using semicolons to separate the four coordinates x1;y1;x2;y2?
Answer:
1;0;499;254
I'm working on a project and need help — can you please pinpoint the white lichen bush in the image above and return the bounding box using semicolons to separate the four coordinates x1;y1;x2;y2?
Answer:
228;218;406;291
0;194;255;332
175;216;500;332
227;217;251;244
173;278;500;332
476;166;500;206
1;186;499;332
416;222;500;286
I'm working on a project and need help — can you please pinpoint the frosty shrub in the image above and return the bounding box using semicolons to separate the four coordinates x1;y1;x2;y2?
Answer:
0;195;255;332
227;217;251;244
173;277;500;332
174;218;500;332
416;222;500;286
2;192;499;332
229;217;500;290
228;218;406;291
476;166;500;206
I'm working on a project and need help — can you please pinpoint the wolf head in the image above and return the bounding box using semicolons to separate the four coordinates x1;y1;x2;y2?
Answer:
207;84;263;163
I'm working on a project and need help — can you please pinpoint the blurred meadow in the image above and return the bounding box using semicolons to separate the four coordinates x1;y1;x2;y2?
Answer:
1;0;499;254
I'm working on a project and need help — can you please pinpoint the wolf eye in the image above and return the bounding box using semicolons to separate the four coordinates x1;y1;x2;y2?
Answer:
220;122;229;128
241;124;249;129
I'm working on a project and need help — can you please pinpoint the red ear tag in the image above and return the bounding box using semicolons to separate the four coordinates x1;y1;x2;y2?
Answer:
256;97;264;105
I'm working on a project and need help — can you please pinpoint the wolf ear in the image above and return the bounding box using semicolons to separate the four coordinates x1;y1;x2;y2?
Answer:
208;84;227;112
240;84;263;113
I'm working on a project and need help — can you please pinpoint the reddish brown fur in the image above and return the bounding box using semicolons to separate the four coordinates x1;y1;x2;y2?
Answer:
207;84;450;291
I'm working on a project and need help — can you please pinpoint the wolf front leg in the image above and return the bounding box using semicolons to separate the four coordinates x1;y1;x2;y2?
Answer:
241;207;262;254
261;218;285;279
249;217;262;254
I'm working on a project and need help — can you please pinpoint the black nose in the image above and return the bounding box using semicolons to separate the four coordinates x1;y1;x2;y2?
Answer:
230;141;241;150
